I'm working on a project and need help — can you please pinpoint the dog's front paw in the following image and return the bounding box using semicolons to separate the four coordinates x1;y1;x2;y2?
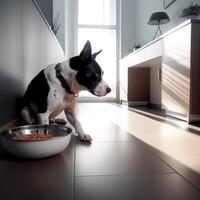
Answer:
81;134;92;143
49;118;67;125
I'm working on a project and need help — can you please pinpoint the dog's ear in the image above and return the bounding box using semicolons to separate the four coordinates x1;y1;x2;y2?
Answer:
70;56;81;71
92;49;102;60
80;40;92;61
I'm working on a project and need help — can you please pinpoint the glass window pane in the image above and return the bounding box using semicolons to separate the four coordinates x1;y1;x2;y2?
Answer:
78;28;116;98
78;0;116;25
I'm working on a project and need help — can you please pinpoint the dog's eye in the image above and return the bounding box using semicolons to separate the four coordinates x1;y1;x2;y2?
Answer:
91;74;97;80
86;73;100;81
86;72;92;78
86;73;96;80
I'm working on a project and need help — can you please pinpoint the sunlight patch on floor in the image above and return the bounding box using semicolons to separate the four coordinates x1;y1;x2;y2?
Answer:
77;103;200;174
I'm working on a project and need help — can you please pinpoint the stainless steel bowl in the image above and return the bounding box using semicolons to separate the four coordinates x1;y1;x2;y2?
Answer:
1;125;72;158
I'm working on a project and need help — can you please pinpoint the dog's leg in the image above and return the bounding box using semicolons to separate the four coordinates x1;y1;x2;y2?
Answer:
65;109;92;143
37;112;49;124
49;118;67;125
21;107;35;125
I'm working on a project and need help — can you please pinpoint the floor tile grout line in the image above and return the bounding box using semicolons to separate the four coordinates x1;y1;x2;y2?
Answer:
91;121;200;189
76;138;200;193
73;139;76;200
133;136;200;192
80;140;136;144
81;135;179;176
149;151;200;193
77;103;200;192
76;138;183;181
75;172;176;178
79;103;200;191
75;136;200;192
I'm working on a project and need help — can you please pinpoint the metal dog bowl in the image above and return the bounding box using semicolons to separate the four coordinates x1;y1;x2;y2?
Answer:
1;125;72;158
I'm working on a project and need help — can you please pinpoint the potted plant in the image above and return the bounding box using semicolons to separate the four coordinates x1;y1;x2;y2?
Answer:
180;3;200;19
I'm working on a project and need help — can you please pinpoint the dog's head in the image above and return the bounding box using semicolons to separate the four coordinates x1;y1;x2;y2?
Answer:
70;41;111;96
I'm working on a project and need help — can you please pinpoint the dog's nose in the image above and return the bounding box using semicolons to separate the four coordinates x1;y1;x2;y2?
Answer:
106;87;111;93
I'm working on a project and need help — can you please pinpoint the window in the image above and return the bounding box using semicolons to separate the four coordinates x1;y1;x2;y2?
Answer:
76;0;118;99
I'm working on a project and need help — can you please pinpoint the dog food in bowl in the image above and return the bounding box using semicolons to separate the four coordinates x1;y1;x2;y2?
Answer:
13;133;54;141
1;125;72;158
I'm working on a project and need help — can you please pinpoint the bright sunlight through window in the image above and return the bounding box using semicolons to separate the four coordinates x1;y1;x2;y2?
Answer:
77;0;117;99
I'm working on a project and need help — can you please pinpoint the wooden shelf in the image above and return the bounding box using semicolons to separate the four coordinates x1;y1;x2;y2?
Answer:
120;20;200;122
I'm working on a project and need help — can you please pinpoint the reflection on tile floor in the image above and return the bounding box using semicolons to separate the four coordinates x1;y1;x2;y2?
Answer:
1;103;200;200
75;141;174;176
75;174;200;200
76;103;200;174
73;103;200;200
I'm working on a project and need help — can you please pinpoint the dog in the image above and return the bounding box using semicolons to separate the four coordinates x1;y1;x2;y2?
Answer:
21;40;111;143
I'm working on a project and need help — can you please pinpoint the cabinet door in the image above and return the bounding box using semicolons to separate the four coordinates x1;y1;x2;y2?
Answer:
162;25;191;115
162;60;190;115
128;67;150;102
162;25;191;63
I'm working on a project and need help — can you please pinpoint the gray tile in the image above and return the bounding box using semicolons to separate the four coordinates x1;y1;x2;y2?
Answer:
75;142;174;176
0;138;75;200
81;121;135;142
150;146;200;191
75;174;200;200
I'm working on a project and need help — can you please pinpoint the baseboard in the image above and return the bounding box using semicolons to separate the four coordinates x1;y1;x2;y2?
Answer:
0;119;18;133
120;100;128;106
188;114;200;123
122;101;161;108
165;110;187;121
128;101;149;107
149;103;162;109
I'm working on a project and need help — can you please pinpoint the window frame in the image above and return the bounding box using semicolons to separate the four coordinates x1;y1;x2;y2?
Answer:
74;0;121;102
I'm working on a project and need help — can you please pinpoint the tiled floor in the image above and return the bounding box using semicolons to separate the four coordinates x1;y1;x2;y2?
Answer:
77;103;200;174
75;174;200;200
1;102;200;200
73;103;200;200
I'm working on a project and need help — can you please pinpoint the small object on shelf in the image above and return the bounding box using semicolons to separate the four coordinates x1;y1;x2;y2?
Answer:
132;44;141;52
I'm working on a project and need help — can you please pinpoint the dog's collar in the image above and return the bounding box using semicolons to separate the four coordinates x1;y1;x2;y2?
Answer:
55;63;78;97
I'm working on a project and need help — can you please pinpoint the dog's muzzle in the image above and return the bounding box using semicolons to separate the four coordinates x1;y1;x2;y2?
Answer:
91;86;111;97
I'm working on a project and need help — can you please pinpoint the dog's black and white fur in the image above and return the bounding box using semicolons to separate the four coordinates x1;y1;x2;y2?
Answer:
21;41;111;142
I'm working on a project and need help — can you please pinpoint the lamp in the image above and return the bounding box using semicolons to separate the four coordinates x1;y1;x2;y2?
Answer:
148;12;170;40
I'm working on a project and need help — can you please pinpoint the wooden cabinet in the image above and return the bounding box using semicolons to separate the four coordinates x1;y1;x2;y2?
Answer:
120;39;162;105
162;21;200;122
190;23;200;120
120;19;200;122
162;24;191;116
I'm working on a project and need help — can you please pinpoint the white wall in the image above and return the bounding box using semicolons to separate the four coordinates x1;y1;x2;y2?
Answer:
0;0;65;126
121;0;136;58
35;0;53;26
65;0;76;59
53;0;65;51
135;0;200;46
120;0;200;58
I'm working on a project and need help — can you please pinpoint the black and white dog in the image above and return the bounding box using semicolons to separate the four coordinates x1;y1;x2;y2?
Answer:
21;41;111;142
